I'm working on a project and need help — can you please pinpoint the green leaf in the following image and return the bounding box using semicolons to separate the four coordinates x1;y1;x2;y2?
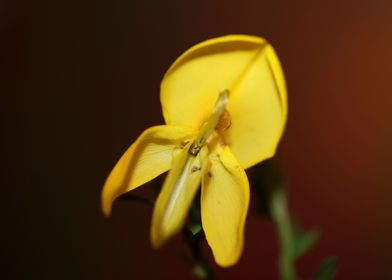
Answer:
313;258;337;280
293;230;319;258
188;223;202;236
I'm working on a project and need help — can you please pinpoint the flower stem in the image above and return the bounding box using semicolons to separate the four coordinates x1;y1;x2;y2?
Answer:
270;187;296;280
183;202;214;280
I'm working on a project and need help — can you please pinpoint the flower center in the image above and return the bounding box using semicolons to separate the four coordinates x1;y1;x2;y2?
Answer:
188;90;229;156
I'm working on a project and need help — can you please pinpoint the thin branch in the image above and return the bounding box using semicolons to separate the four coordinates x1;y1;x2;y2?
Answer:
270;187;296;280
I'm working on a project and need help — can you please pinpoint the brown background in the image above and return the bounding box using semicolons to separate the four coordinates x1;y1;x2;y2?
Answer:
2;0;392;279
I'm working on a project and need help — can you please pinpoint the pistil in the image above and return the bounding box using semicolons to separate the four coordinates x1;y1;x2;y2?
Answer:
188;90;229;156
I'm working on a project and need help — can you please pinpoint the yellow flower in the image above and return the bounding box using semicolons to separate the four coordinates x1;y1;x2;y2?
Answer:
101;35;287;267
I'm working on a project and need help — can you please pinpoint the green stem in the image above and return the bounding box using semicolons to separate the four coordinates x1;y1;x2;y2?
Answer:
270;188;296;280
186;203;214;280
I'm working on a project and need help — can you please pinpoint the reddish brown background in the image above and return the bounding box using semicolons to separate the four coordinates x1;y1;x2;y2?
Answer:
2;0;392;279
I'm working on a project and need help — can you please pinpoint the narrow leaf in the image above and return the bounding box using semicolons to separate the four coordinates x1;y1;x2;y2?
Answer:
313;257;337;280
293;230;319;258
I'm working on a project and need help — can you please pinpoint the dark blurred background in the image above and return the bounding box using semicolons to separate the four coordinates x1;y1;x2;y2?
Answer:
1;0;392;279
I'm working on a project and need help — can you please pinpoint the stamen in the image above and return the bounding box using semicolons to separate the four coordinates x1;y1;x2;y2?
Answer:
215;110;231;132
188;89;229;156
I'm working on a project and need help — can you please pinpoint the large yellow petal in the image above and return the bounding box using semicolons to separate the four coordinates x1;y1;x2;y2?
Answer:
160;34;287;168
151;143;209;248
223;44;287;168
101;125;195;216
161;35;263;129
201;145;250;267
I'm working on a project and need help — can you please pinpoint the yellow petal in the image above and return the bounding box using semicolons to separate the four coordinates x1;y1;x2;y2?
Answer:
151;143;209;248
201;145;250;267
160;34;287;168
223;44;287;168
101;125;195;216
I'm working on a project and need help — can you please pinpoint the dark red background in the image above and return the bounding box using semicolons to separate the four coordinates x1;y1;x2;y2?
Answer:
2;0;392;279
